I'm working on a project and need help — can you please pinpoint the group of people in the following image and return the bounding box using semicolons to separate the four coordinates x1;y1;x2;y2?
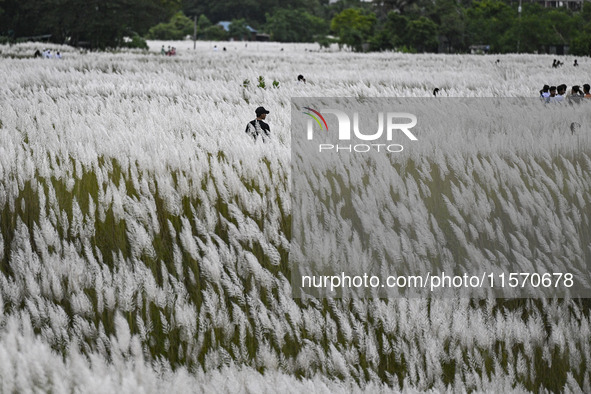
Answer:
34;49;62;59
552;58;579;68
160;45;176;56
539;84;591;103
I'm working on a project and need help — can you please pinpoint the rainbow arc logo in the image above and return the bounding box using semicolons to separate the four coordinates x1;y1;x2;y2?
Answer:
303;107;328;131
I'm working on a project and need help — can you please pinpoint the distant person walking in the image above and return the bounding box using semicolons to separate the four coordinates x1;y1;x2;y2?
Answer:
574;59;579;67
245;107;270;142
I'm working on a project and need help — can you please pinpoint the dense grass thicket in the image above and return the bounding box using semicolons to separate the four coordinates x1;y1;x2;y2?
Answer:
0;41;590;392
291;98;591;299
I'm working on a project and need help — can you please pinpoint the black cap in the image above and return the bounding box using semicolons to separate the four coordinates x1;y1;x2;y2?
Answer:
256;106;269;115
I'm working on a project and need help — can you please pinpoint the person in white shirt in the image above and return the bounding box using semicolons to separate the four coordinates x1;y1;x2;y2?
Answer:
546;86;557;103
554;84;566;102
540;85;550;99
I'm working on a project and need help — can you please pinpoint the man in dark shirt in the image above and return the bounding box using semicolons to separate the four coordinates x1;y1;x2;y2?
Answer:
245;106;270;141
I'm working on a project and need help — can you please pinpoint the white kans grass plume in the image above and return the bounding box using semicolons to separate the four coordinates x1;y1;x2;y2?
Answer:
0;41;590;392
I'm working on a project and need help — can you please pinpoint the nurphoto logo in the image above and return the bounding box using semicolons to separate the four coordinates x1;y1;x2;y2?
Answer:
303;107;418;153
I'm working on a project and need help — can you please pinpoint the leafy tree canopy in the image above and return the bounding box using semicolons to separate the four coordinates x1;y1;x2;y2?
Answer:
147;11;193;40
265;8;327;42
331;8;376;51
0;0;180;48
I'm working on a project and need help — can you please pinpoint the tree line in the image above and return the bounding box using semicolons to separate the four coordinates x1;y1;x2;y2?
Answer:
1;0;590;55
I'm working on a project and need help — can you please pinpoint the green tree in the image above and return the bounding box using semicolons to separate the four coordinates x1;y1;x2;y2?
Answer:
201;24;228;40
197;14;212;31
265;8;327;42
465;0;514;51
194;14;212;39
570;30;591;57
147;11;193;40
430;0;466;52
229;18;250;40
406;16;438;52
512;6;545;53
374;0;420;15
1;0;180;48
570;3;591;56
182;0;326;26
541;8;575;46
331;8;376;51
369;11;408;51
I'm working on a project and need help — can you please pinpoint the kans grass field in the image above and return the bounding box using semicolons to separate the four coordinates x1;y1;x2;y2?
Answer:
0;40;591;392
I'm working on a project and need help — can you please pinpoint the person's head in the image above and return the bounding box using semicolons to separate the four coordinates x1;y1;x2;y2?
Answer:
584;84;590;94
572;85;580;95
557;84;567;95
542;84;549;93
549;86;557;97
298;74;305;82
255;106;269;119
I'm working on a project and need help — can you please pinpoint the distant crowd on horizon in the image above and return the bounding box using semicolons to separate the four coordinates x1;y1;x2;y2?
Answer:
34;49;62;59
